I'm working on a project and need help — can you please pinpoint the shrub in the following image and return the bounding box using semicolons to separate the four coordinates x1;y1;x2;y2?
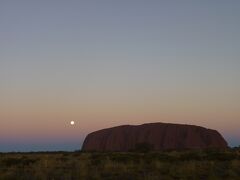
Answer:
134;143;154;153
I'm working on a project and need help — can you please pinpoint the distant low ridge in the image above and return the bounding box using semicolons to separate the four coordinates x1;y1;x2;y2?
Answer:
82;122;228;151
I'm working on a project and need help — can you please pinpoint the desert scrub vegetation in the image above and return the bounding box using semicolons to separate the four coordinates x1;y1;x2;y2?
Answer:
0;148;240;180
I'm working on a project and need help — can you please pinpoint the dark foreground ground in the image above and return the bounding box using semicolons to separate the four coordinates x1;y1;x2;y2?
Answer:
0;148;240;180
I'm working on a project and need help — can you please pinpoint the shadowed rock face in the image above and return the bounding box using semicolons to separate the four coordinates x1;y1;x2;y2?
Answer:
82;123;228;151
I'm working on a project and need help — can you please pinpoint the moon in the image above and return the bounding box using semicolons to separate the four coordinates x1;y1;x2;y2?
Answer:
70;121;75;125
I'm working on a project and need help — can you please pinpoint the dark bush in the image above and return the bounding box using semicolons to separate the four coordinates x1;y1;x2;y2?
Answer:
180;151;203;161
134;143;154;153
2;156;38;167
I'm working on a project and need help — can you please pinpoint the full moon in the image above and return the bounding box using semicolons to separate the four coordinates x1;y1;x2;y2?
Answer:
70;121;75;125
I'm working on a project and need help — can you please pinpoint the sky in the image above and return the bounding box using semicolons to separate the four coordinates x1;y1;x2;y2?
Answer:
1;0;240;151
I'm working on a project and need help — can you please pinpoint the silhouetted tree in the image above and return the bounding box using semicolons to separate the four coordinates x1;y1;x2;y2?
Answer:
134;142;154;153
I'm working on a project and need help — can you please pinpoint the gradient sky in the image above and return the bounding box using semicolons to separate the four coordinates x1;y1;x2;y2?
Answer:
1;0;240;151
